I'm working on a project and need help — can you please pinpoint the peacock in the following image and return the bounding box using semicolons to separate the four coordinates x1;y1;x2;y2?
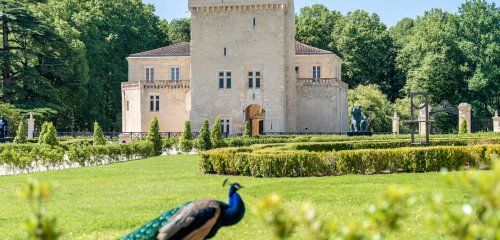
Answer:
121;180;245;240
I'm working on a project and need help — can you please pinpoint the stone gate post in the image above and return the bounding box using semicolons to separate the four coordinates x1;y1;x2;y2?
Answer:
493;111;500;133
27;114;35;138
392;112;400;135
458;103;472;134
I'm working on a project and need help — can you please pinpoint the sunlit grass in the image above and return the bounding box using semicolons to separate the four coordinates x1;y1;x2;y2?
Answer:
0;155;467;239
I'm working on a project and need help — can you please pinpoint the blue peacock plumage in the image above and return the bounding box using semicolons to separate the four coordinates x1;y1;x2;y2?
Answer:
121;181;245;240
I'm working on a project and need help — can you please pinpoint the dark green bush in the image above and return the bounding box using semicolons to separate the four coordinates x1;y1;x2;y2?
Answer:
200;145;499;177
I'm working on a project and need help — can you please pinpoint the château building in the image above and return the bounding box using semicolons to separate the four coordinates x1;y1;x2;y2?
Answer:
122;0;348;136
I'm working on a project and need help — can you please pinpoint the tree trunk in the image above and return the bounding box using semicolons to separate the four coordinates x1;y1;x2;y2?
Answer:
1;14;10;92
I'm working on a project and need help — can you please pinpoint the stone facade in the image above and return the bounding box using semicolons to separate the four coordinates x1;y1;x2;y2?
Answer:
122;0;348;135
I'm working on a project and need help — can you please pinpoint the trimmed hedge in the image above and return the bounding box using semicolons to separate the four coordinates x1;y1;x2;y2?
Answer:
200;145;500;177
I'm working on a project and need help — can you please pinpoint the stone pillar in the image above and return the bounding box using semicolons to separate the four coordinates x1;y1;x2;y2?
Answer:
418;106;431;135
27;114;35;139
493;111;500;133
458;103;472;134
392;112;400;135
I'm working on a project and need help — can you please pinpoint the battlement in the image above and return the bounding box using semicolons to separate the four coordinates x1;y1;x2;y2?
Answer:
189;0;289;9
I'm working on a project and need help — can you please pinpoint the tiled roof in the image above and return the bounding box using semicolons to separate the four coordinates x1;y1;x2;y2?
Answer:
129;41;333;57
129;42;191;57
295;41;333;55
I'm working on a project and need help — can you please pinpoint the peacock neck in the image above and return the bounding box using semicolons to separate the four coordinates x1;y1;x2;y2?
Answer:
221;191;245;226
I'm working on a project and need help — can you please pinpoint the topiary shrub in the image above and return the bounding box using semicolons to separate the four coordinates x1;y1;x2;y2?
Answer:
38;122;49;144
459;119;468;134
211;117;224;148
13;120;27;144
42;123;59;146
146;116;163;156
93;122;106;145
196;119;212;151
179;121;193;153
243;121;251;137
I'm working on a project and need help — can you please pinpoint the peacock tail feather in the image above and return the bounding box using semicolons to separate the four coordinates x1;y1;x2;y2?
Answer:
121;202;191;240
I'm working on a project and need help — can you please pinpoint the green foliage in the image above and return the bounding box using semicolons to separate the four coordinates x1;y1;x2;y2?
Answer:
146;117;162;156
14;121;27;144
459;119;469;134
165;18;191;43
19;178;59;240
38;122;49;144
41;123;59;146
179;121;193;153
243;121;251;138
0;104;23;135
211;117;224;148
201;144;499;177
256;186;414;239
295;4;341;52
92;122;106;146
196;119;212;151
348;85;393;133
428;154;500;239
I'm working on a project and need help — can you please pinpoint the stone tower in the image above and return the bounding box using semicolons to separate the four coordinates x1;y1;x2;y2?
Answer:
188;0;297;134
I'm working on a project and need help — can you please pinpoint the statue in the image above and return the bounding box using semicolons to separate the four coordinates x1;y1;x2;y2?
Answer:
350;106;370;132
0;116;7;138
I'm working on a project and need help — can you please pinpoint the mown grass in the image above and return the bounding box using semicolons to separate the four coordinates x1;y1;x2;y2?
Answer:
0;155;467;239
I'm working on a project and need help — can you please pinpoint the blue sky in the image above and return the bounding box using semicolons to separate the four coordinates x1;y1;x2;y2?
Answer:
142;0;499;27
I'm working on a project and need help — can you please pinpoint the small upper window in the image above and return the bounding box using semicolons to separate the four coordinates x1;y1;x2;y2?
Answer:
171;67;179;81
146;68;154;81
224;47;227;56
253;18;256;27
126;101;129;112
248;72;253;89
219;72;224;89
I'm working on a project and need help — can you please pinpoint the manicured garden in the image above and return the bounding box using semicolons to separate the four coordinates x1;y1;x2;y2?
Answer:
0;154;476;239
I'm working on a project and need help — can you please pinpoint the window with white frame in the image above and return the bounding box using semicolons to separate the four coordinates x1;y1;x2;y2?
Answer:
248;72;253;89
219;72;224;89
149;95;159;112
313;66;321;79
146;68;154;81
255;71;261;89
171;67;179;81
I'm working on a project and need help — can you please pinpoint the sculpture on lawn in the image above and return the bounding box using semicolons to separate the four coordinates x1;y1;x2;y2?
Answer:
350;106;370;132
0;116;8;138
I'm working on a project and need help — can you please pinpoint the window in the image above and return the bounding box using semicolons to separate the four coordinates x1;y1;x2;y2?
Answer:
255;72;261;89
313;66;321;79
248;72;253;88
150;95;159;112
126;101;129;112
224;47;227;56
146;68;154;81
171;67;179;81
220;118;231;134
253;18;256;27
219;72;224;89
155;96;160;112
226;72;232;89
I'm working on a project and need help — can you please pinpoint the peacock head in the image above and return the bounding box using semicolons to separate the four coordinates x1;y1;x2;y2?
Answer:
223;179;244;195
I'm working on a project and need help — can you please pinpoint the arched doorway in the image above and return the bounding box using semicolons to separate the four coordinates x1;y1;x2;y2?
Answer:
245;105;264;136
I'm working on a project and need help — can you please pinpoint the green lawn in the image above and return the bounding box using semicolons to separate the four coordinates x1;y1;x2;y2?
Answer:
0;155;467;239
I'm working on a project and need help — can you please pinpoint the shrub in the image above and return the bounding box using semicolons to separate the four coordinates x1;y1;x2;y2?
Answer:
200;145;499;177
38;122;49;144
13;120;27;144
196;119;212;151
93;122;106;145
243;121;251;137
146;116;162;156
459;119;468;134
163;138;178;151
42;123;59;146
211;117;224;148
179;121;193;153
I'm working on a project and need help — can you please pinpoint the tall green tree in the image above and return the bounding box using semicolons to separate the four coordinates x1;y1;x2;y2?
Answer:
295;5;342;52
332;10;397;99
398;9;466;105
457;0;499;116
179;121;193;153
196;119;212;151
348;85;393;133
211;117;224;148
93;122;106;146
166;18;191;43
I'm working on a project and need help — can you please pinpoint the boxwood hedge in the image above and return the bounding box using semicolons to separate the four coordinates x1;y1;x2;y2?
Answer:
200;145;500;177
